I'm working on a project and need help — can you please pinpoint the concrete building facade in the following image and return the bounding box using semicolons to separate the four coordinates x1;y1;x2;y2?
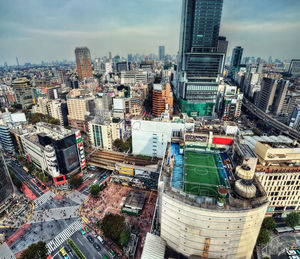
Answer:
75;47;93;80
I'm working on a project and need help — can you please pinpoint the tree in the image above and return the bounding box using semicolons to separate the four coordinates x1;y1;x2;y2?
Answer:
12;103;22;110
18;155;24;162
20;241;48;259
119;229;130;247
90;184;100;196
262;217;276;231
257;228;270;246
9;171;22;189
113;139;123;151
100;214;126;242
285;212;300;228
69;176;83;189
49;118;60;125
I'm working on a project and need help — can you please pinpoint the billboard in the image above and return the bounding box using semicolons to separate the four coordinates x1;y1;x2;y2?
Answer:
63;145;80;171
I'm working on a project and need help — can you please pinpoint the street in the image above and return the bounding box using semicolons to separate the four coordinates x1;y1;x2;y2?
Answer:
8;161;44;197
71;231;111;259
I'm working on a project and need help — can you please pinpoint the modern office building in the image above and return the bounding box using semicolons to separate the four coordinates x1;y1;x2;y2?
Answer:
152;83;174;117
12;77;34;108
88;117;125;150
159;135;268;258
0;124;15;153
0;152;14;214
175;0;226;116
230;46;243;74
20;123;86;181
116;61;130;72
47;100;68;126
288;59;300;77
67;89;92;122
158;46;165;60
257;77;289;115
120;70;148;85
75;47;93;80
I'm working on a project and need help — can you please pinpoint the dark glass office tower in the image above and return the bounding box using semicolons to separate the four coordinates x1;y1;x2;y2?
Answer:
0;153;14;214
230;46;243;75
176;0;226;116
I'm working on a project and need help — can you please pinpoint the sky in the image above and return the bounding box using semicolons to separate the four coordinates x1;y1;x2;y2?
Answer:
0;0;300;65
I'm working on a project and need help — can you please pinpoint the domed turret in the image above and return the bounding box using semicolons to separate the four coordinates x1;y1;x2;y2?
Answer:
234;180;256;199
235;165;254;180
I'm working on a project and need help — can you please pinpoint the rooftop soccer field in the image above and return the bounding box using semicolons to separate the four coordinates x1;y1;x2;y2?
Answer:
184;151;222;196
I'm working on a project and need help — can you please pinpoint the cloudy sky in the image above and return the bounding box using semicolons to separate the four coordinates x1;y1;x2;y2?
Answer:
0;0;300;65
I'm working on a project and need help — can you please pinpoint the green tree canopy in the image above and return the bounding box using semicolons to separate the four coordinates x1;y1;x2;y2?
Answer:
12;103;22;110
90;184;100;196
285;212;300;228
119;229;130;247
100;214;126;243
257;228;270;246
262;217;276;231
113;137;132;153
69;176;83;189
20;241;48;259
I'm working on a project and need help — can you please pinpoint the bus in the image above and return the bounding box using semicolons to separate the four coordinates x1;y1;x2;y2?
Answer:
275;227;294;234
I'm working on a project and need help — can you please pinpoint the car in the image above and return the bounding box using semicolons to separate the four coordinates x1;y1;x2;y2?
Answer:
87;235;94;243
289;256;300;259
33;178;38;183
64;245;71;253
80;227;86;235
93;243;101;251
109;249;116;257
102;256;108;259
36;182;41;187
84;226;90;233
41;185;46;190
34;186;39;191
60;248;67;257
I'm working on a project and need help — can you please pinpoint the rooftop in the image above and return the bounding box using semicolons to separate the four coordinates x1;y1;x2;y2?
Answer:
124;191;146;210
162;141;268;210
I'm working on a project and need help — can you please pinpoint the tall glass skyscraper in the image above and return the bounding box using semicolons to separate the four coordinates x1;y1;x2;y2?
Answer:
176;0;227;116
230;46;243;73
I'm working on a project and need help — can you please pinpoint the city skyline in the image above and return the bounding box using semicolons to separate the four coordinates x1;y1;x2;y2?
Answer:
1;0;300;64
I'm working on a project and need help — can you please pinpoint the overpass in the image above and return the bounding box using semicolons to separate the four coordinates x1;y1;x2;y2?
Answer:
242;98;300;141
88;149;160;170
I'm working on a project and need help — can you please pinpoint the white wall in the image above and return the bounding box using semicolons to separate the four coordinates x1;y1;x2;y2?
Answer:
132;120;186;158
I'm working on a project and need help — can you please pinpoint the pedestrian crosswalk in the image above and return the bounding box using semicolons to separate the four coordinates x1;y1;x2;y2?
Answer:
34;191;56;207
67;190;88;205
46;218;83;253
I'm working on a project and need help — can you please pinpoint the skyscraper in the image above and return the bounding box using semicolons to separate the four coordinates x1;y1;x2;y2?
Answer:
176;0;226;116
158;46;165;60
230;46;243;76
288;59;300;77
75;47;93;80
231;46;243;68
